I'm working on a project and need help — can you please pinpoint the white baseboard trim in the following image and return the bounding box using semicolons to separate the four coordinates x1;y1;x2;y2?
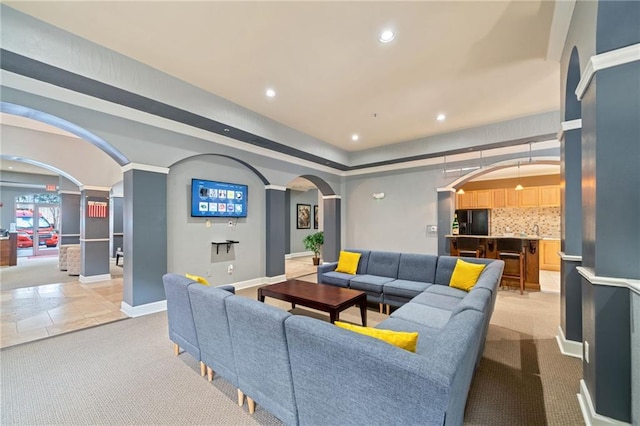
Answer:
578;379;631;426
556;326;583;359
231;274;288;290
285;251;314;259
120;300;167;318
79;273;112;284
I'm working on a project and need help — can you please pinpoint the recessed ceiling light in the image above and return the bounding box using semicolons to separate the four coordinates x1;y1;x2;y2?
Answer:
379;29;395;43
351;134;360;141
8;166;14;170
224;128;230;132
265;88;276;98
436;114;446;121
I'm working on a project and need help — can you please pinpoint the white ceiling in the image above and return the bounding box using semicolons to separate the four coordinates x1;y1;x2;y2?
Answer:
5;1;563;152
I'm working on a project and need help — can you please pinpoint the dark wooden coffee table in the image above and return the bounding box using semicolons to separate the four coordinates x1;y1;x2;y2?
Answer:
258;279;367;326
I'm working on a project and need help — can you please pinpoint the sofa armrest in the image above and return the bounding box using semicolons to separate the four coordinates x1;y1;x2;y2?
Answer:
316;261;338;283
218;285;236;294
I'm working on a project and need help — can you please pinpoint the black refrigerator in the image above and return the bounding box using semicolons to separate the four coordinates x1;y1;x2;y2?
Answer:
455;209;490;235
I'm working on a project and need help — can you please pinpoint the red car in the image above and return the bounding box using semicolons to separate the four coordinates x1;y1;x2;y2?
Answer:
16;213;59;248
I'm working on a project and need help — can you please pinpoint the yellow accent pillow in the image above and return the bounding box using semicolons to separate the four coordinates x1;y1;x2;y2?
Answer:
449;259;485;292
335;321;418;353
335;251;361;275
185;273;210;286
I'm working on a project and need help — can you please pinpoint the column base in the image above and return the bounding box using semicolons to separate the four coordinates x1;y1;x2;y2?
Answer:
556;325;583;359
79;273;112;284
120;300;167;318
578;380;631;425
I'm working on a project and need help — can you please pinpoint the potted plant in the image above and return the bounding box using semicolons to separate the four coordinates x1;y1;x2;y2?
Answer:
303;231;324;265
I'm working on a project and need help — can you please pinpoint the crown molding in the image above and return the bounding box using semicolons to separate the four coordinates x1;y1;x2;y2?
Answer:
576;43;640;101
121;163;170;174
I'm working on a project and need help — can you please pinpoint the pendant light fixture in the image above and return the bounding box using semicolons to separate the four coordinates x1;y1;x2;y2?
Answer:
515;161;524;191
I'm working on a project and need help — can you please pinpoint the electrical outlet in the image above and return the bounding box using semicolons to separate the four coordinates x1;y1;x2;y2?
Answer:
205;219;211;228
227;264;234;274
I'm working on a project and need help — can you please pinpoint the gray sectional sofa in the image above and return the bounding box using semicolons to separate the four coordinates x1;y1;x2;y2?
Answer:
162;252;504;426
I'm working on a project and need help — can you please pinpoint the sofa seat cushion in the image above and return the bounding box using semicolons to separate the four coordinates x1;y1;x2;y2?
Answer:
409;292;463;311
322;271;357;288
349;275;395;293
423;285;468;299
383;280;432;298
390;303;453;329
375;317;441;355
451;287;492;316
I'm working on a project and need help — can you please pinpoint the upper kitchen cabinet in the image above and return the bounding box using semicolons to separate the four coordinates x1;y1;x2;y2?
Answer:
505;188;519;208
475;190;492;208
492;189;506;208
457;189;492;209
518;187;539;208
539;185;561;207
457;191;476;209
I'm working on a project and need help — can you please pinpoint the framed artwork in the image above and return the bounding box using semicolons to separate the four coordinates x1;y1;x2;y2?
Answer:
297;204;311;229
313;205;319;229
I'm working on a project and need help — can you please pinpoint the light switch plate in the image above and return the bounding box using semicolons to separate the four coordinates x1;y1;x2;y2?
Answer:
584;341;589;363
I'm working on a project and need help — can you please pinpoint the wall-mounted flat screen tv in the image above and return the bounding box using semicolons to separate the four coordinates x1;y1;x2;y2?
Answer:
191;178;248;218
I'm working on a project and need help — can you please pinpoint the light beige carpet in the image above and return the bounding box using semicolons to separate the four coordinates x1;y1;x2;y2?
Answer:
1;278;584;425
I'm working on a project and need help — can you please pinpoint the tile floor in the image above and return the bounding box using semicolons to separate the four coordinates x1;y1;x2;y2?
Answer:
0;258;559;349
1;278;126;349
539;270;561;293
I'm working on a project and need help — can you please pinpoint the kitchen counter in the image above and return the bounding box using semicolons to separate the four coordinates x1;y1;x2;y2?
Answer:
445;234;559;240
446;234;540;290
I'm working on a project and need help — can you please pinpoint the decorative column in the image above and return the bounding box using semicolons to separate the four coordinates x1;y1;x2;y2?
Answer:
265;185;286;279
437;188;455;256
321;195;341;263
110;194;123;258
557;119;584;358
576;42;639;423
79;186;110;283
121;164;168;317
58;190;80;245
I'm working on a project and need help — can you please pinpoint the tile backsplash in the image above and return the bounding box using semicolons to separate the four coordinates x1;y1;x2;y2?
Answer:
491;207;560;237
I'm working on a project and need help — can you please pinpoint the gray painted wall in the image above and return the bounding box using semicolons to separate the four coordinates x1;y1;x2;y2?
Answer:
167;156;266;284
632;292;639;424
345;166;449;254
60;193;80;245
289;189;319;254
110;196;123;258
80;189;110;276
124;169;167;306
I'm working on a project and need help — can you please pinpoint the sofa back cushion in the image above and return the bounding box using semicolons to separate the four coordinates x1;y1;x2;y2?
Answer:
434;256;493;286
366;251;401;279
188;284;238;386
285;315;450;425
398;253;438;283
162;273;200;360
226;296;297;425
344;249;371;275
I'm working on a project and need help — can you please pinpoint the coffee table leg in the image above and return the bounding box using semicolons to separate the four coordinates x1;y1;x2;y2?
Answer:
257;288;265;303
330;311;338;324
292;303;296;309
359;298;367;327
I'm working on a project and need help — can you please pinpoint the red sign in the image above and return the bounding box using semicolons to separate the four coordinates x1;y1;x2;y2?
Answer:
46;184;57;191
87;201;108;218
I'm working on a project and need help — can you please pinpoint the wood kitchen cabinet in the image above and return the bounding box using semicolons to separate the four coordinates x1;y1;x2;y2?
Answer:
492;189;506;208
475;190;492;208
539;239;561;271
539;185;561;207
519;187;539;207
457;191;476;209
505;188;519;207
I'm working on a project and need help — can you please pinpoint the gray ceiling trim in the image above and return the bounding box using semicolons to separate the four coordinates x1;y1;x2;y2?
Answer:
1;49;555;174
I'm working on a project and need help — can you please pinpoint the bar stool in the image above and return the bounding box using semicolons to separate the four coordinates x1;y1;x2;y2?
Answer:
499;250;525;294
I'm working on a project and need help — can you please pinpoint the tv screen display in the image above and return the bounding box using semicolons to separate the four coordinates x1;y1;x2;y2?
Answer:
191;179;248;218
